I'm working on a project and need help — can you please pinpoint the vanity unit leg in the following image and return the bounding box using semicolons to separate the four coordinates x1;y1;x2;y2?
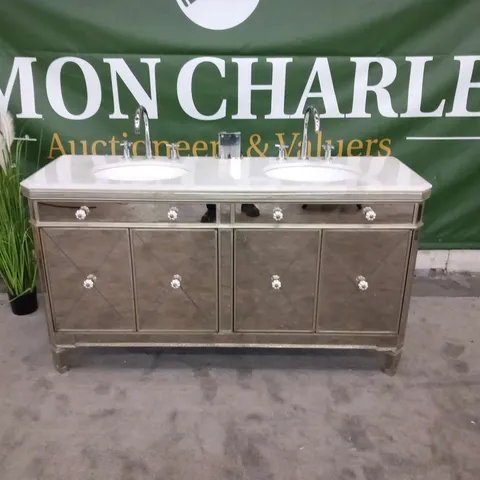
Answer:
383;350;402;376
52;347;70;374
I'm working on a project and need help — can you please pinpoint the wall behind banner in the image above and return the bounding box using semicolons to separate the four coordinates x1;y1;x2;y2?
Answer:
0;0;479;248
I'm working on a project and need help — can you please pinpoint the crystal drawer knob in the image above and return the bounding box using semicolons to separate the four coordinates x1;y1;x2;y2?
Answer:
272;207;283;222
83;274;97;289
356;276;369;291
167;207;179;221
171;274;182;289
363;206;376;221
75;206;90;220
271;275;282;290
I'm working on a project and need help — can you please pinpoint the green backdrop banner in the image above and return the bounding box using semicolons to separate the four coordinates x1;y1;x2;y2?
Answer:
1;0;479;248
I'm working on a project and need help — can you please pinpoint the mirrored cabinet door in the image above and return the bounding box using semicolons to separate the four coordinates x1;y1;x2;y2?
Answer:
317;230;411;333
132;229;217;331
234;230;320;332
41;228;135;331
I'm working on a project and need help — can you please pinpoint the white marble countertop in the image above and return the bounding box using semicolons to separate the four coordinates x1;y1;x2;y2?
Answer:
21;155;432;202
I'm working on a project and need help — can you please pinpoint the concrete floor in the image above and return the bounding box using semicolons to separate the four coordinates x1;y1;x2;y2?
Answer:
0;273;479;480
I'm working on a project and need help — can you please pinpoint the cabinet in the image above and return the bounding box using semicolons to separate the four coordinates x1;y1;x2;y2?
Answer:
32;200;422;375
41;228;135;331
132;230;217;331
234;230;319;332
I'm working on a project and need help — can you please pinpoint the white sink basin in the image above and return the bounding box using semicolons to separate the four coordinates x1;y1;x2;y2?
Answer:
264;162;359;183
94;162;189;182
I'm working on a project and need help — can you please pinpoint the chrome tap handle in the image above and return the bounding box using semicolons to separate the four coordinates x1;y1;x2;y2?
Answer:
323;143;334;161
168;143;180;160
275;144;289;160
363;206;376;221
75;206;90;220
120;140;132;159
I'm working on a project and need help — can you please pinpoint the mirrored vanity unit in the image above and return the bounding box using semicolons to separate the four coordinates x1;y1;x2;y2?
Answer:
21;110;432;375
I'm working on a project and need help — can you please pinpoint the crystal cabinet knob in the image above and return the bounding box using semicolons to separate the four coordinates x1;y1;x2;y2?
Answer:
363;206;376;221
83;274;97;289
167;207;179;221
171;274;182;289
272;207;283;222
75;206;90;220
271;275;282;290
356;276;369;291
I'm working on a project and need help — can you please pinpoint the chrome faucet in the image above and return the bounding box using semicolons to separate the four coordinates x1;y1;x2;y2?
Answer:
300;105;320;160
134;105;153;159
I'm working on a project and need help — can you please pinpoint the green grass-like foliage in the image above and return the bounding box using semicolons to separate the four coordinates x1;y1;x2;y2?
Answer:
0;135;37;299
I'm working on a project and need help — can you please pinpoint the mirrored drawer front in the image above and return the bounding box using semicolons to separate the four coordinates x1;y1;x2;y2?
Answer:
234;203;415;225
36;202;229;224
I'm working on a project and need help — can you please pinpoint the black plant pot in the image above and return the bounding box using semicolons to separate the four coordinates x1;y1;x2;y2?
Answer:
8;290;38;316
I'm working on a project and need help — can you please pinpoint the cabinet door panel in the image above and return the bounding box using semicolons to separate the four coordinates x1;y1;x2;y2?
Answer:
41;229;134;331
235;230;319;332
317;230;411;333
133;230;217;331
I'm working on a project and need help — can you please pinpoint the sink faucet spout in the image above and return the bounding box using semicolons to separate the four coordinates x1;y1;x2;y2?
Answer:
300;105;320;160
134;105;153;159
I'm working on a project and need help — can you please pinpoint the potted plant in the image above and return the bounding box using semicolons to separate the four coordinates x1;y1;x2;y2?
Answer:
0;110;38;315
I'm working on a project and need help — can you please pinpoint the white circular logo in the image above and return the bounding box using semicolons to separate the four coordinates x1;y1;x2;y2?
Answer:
176;0;260;31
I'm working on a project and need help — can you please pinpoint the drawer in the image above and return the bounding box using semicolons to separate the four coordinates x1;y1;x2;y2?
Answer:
36;202;228;224
234;203;415;225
